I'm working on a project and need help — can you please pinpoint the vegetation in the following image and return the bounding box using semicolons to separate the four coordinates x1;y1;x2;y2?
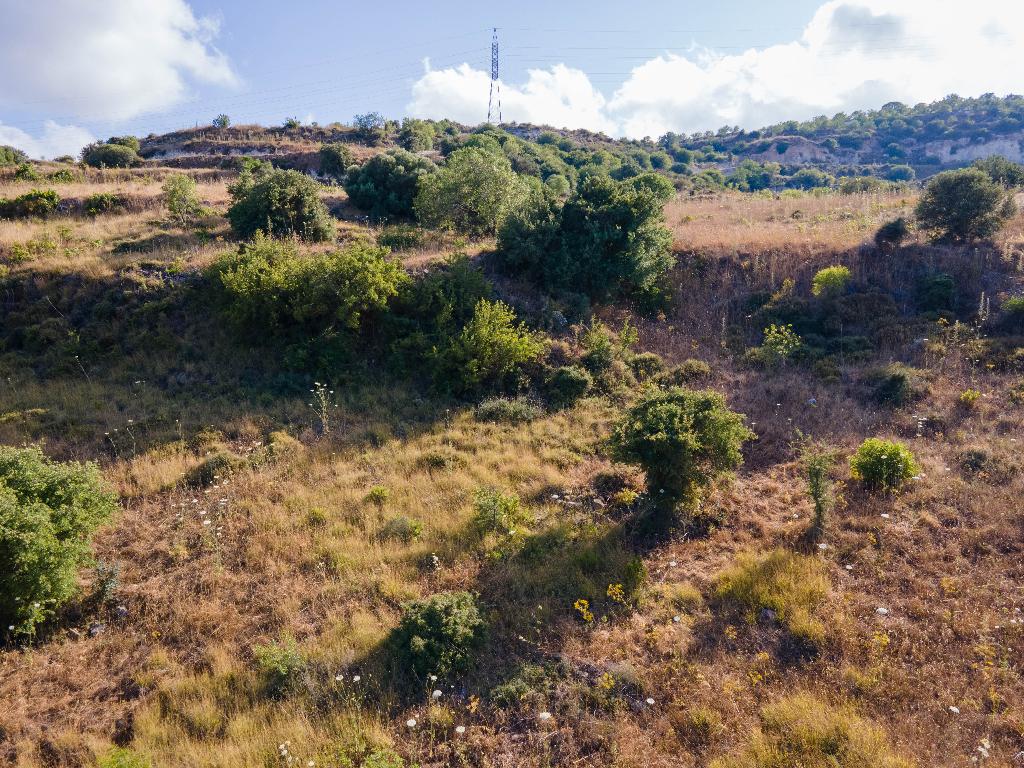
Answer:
162;174;204;227
227;166;335;241
395;591;485;678
915;168;1017;241
850;438;919;491
344;148;435;220
318;142;354;181
81;141;140;168
811;265;851;297
0;145;28;166
0;446;117;636
0;189;60;219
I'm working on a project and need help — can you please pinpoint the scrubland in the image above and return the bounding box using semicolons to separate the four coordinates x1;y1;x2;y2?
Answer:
1;162;1022;768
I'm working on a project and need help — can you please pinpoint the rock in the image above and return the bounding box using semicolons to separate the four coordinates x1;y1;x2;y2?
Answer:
114;605;129;619
88;622;106;637
759;608;778;623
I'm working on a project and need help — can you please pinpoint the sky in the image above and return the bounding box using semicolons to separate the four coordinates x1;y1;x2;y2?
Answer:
2;0;1024;158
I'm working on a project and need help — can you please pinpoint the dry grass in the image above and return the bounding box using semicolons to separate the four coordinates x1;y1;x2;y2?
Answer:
1;185;1023;767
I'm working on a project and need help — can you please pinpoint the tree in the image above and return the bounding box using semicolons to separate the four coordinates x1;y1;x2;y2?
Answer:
212;114;231;129
398;118;436;152
106;135;140;153
344;148;435;220
227;166;335;241
886;164;916;182
0;446;117;637
610;388;754;519
0;145;28;167
81;142;139;168
318;143;354;182
915;168;1016;241
498;173;675;302
973;155;1024;188
787;167;833;190
353;112;388;145
414;147;531;236
162;174;204;227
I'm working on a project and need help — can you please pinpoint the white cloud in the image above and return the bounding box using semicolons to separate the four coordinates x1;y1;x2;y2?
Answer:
0;0;237;122
407;0;1024;138
0;121;95;160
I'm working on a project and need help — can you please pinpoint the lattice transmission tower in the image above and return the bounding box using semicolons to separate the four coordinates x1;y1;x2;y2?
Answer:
487;28;502;124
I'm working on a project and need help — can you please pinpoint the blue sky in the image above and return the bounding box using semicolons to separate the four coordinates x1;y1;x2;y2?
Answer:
2;0;1023;157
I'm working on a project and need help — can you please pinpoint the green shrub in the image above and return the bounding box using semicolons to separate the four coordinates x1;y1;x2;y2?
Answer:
162;174;204;227
798;437;838;532
83;192;128;217
498;173;675;302
378;515;423;544
212;114;230;129
184;451;246;487
1003;296;1024;315
213;233;406;336
107;135;140;152
917;272;955;313
973;155;1024;188
657;359;712;386
318;142;354;181
712;693;912;768
13;162;39;181
344;148;435;220
47;168;79;183
398;118;436;152
252;635;306;697
628;351;665;379
376;223;424;251
0;189;60;219
474;396;543;424
396;591;485;678
886;164;916;182
915;168;1016;241
227;166;334;241
874;217;910;249
713;549;829;647
544;365;592;408
0;145;28;167
811;265;851;297
415;147;531;236
0;446;117;636
473;487;528;534
747;323;803;367
869;363;921;407
81;142;139;168
435;299;546;396
609;387;754;513
850;438;919;491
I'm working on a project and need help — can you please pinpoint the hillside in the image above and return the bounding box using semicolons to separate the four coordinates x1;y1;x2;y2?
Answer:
1;109;1023;768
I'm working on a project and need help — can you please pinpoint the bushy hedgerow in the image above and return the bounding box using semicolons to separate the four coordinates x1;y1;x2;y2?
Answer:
81;142;139;168
0;446;117;637
0;145;28;167
0;189;60;219
227;165;334;241
211;233;406;336
498;173;675;303
434;299;546;396
915;168;1016;241
610;388;754;517
83;192;128;217
318;142;354;181
850;438;919;491
344;148;435;220
396;591;485;678
414;147;532;236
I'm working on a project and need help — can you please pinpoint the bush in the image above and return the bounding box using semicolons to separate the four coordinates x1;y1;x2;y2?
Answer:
609;388;754;512
227;166;334;241
0;145;28;167
475;396;543;424
811;265;851;297
712;693;912;768
344;148;435;220
162;174;204;227
81;142;139;168
0;189;60;219
396;591;485;678
544;365;592;408
886;164;916;182
973;155;1024;188
378;515;423;544
874;217;910;249
628;351;665;379
713;549;829;648
107;135;140;152
870;363;921;407
473;487;528;534
398;118;436;152
212;114;230;129
0;446;117;636
415;147;531;236
13;162;39;181
748;324;802;367
212;233;406;336
915;168;1016;241
917;272;954;313
83;192;127;217
376;223;424;251
47;168;79;183
498;173;675;302
252;635;306;697
850;438;919;491
318;142;354;181
435;299;546;396
657;359;712;386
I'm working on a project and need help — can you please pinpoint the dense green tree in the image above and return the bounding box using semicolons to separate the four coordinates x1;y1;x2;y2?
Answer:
344;148;435;220
915;168;1016;241
973;155;1024;188
81;142;139;168
398;119;436;152
0;145;28;166
227;166;335;241
318;143;354;181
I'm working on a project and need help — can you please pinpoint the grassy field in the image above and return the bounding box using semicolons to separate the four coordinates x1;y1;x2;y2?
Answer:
1;163;1023;768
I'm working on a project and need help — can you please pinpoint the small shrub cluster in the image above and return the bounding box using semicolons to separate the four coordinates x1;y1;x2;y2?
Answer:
162;174;204;227
0;144;28;167
474;396;543;424
473;487;528;534
395;591;485;678
543;365;592;408
227;165;334;241
0;189;61;219
84;192;129;217
850;438;919;491
0;446;117;636
811;265;851;297
252;635;306;697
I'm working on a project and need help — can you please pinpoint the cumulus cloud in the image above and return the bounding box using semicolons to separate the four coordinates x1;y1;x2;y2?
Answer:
0;0;237;122
0;121;96;160
407;0;1024;138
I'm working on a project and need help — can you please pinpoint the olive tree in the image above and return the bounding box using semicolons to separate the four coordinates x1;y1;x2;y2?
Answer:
915;168;1016;242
